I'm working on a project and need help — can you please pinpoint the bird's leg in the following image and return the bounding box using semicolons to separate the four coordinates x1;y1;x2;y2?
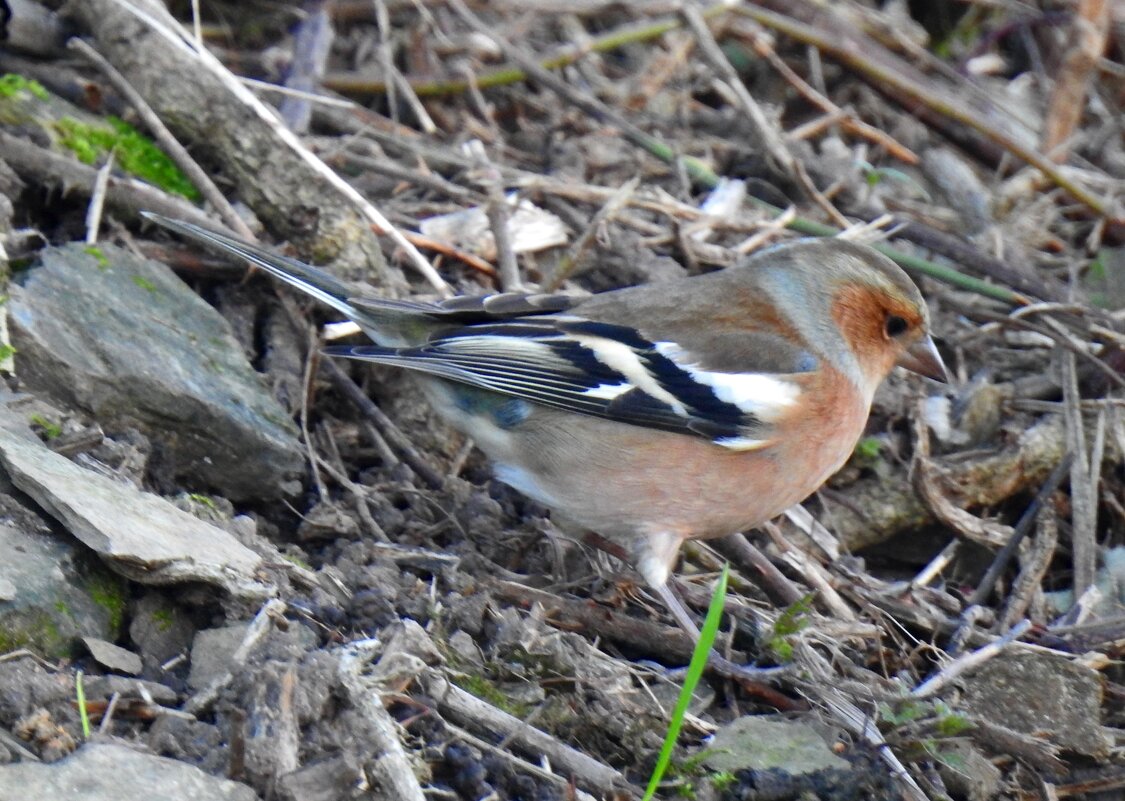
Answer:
642;539;785;683
651;579;703;640
654;577;784;682
583;530;705;638
587;529;780;681
590;527;708;643
634;531;714;646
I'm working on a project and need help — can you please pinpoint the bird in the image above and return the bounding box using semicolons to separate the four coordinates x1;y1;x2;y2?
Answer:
142;212;948;647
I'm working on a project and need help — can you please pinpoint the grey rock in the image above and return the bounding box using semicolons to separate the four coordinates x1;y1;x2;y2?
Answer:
147;715;226;774
129;592;196;668
277;753;363;801
0;652;81;721
81;675;177;706
188;625;249;691
959;650;1110;757
0;413;274;601
290;651;338;725
239;660;300;786
0;496;124;658
936;740;1002;801
224;628;323;788
0;742;258;801
81;637;143;676
189;615;319;701
447;631;484;667
701;715;850;775
9;243;303;502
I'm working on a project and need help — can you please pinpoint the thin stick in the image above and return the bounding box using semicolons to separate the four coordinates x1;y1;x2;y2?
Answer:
966;451;1073;608
321;359;445;491
732;4;1116;220
106;0;451;294
467;141;521;290
1065;353;1097;600
912;620;1033;698
1000;510;1058;629
85;151;114;245
67;37;253;240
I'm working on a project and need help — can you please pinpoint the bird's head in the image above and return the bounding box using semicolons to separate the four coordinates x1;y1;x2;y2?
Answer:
759;239;949;391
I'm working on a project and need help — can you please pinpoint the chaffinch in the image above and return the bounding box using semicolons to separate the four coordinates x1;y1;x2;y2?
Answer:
144;213;947;640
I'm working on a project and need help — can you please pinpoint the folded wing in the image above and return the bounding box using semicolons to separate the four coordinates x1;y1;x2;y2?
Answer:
332;317;801;451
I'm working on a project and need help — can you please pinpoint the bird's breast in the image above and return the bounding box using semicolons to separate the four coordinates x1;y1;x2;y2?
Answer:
486;371;870;541
422;366;872;543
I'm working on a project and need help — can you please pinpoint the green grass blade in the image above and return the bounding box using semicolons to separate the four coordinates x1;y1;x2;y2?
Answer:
76;670;91;739
642;565;729;800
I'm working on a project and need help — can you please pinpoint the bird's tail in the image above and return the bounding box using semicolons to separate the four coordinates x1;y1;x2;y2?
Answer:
142;212;361;318
141;212;445;345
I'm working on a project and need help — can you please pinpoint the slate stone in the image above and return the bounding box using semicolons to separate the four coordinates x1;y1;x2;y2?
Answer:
0;494;124;658
9;243;303;502
701;715;850;775
81;637;143;676
0;414;273;601
959;650;1110;757
0;743;259;801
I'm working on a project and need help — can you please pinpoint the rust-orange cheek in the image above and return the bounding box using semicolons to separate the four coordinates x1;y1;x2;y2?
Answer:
830;288;892;369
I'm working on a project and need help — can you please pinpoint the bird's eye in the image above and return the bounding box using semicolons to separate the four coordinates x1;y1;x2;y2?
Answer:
885;315;909;337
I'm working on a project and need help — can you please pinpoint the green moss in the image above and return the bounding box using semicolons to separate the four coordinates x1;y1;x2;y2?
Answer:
766;593;813;662
57;118;98;163
933;699;972;736
187;493;217;510
710;772;736;791
878;698;929;728
131;275;158;293
854;436;882;461
0;609;68;657
0;74;48;100
451;673;532;718
151;607;175;633
281;553;312;570
82;246;110;269
86;572;128;635
935;712;973;736
54;116;200;200
29;413;62;440
672;750;710;778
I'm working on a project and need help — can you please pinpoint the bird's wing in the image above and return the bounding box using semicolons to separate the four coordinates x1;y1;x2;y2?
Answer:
143;213;804;448
331;316;803;451
350;291;578;321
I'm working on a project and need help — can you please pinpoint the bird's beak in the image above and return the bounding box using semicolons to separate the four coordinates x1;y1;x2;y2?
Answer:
897;335;950;383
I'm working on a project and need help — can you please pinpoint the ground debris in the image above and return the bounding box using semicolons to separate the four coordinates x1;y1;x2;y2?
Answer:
0;1;1120;799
